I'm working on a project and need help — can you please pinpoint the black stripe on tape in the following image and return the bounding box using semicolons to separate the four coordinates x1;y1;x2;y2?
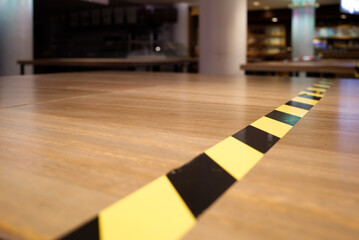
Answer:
355;66;359;78
312;85;329;90
298;94;321;101
167;153;236;218
285;100;313;110
232;125;280;153
304;89;324;94
60;217;99;240
265;110;301;126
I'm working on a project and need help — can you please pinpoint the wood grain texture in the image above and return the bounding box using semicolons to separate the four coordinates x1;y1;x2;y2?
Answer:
240;59;358;75
0;71;358;239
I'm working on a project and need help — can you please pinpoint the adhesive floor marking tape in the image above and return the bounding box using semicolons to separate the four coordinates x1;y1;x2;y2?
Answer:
59;79;335;240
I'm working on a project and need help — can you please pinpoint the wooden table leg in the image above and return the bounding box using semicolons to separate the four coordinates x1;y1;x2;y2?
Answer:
20;64;25;75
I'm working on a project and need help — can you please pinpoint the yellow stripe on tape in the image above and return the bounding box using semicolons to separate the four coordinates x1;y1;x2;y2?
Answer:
250;116;292;138
313;83;330;88
205;137;263;180
299;91;324;98
276;104;308;118
307;87;327;92
99;175;196;240
292;96;319;105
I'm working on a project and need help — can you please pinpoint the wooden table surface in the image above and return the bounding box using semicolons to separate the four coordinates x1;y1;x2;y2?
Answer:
240;59;358;75
0;71;358;239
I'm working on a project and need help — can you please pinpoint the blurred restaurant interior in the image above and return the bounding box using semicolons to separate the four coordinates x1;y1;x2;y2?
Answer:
1;0;358;76
1;1;359;240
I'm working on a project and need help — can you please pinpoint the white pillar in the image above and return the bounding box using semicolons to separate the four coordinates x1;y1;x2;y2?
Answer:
0;0;33;76
291;0;316;58
174;3;189;55
199;0;247;75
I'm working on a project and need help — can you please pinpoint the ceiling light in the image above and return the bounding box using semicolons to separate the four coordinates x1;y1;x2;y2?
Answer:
253;2;260;6
272;17;278;23
340;14;347;19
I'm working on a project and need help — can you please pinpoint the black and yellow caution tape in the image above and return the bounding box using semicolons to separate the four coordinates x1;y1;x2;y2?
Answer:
355;63;359;78
60;79;335;240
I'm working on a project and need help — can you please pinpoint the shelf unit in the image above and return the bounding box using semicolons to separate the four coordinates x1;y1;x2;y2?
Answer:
314;25;359;59
247;25;287;62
